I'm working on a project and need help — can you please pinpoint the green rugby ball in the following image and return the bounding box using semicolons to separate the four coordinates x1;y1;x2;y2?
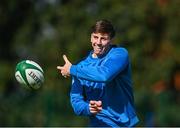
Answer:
15;60;44;90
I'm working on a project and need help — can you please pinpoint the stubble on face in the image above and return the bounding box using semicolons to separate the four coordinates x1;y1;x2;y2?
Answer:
91;33;111;58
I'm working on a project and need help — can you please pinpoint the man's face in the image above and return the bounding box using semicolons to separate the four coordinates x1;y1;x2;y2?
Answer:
91;33;111;57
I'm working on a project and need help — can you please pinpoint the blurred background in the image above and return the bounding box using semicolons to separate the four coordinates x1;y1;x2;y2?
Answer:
0;0;180;126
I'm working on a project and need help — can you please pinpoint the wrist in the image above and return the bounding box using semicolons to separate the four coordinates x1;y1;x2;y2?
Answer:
70;65;77;76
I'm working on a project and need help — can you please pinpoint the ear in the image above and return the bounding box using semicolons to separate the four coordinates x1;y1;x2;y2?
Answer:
109;38;114;44
90;34;93;43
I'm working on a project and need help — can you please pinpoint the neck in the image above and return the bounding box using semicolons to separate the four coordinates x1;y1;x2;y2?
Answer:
92;53;98;58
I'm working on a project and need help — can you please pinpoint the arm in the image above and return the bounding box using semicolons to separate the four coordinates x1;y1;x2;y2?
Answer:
70;77;91;116
70;48;129;82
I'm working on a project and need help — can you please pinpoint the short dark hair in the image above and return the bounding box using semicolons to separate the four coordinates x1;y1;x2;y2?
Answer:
90;19;115;39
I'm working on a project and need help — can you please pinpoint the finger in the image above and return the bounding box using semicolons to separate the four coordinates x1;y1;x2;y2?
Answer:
90;105;97;109
97;106;102;111
57;66;63;70
90;104;99;109
90;107;97;111
90;107;101;114
90;110;98;114
96;101;102;107
90;100;95;105
63;55;69;63
90;107;99;113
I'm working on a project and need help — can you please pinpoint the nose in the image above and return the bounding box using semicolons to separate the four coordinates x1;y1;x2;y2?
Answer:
97;38;102;45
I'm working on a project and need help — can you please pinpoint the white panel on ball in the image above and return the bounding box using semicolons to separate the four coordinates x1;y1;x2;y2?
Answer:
26;60;44;73
15;71;26;85
26;69;44;88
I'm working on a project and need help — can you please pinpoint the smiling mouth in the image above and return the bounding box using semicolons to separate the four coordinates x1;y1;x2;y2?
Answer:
95;47;103;51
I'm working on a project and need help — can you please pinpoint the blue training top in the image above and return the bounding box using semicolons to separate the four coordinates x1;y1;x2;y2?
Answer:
70;45;139;127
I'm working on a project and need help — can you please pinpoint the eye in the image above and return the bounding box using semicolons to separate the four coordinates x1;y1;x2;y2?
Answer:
94;36;98;38
93;35;98;39
101;37;108;41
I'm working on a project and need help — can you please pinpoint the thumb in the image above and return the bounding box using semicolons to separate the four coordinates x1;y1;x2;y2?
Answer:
90;100;95;105
96;101;102;106
63;54;70;63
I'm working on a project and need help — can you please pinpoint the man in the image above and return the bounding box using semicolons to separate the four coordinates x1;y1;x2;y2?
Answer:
57;19;139;127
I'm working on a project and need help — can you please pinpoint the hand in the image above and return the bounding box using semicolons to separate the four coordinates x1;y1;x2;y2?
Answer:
57;55;72;78
89;100;102;115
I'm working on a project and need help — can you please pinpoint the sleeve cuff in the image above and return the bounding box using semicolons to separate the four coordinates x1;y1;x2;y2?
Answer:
70;65;77;76
85;102;92;116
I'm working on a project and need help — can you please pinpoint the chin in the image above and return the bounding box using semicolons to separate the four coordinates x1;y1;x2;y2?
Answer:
93;49;105;56
96;53;103;56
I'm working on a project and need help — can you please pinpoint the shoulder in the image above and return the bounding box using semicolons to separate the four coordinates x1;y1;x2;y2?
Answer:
110;45;129;56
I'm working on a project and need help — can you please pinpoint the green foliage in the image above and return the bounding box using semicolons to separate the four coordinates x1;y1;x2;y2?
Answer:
0;0;180;126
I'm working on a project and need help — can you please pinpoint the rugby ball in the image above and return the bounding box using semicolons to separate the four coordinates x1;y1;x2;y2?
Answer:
15;60;44;90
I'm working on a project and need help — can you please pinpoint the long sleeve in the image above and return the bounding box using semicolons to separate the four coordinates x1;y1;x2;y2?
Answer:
70;77;91;116
70;48;129;82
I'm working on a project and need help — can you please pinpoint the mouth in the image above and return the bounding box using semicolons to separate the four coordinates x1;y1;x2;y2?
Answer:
95;45;103;51
93;46;104;55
